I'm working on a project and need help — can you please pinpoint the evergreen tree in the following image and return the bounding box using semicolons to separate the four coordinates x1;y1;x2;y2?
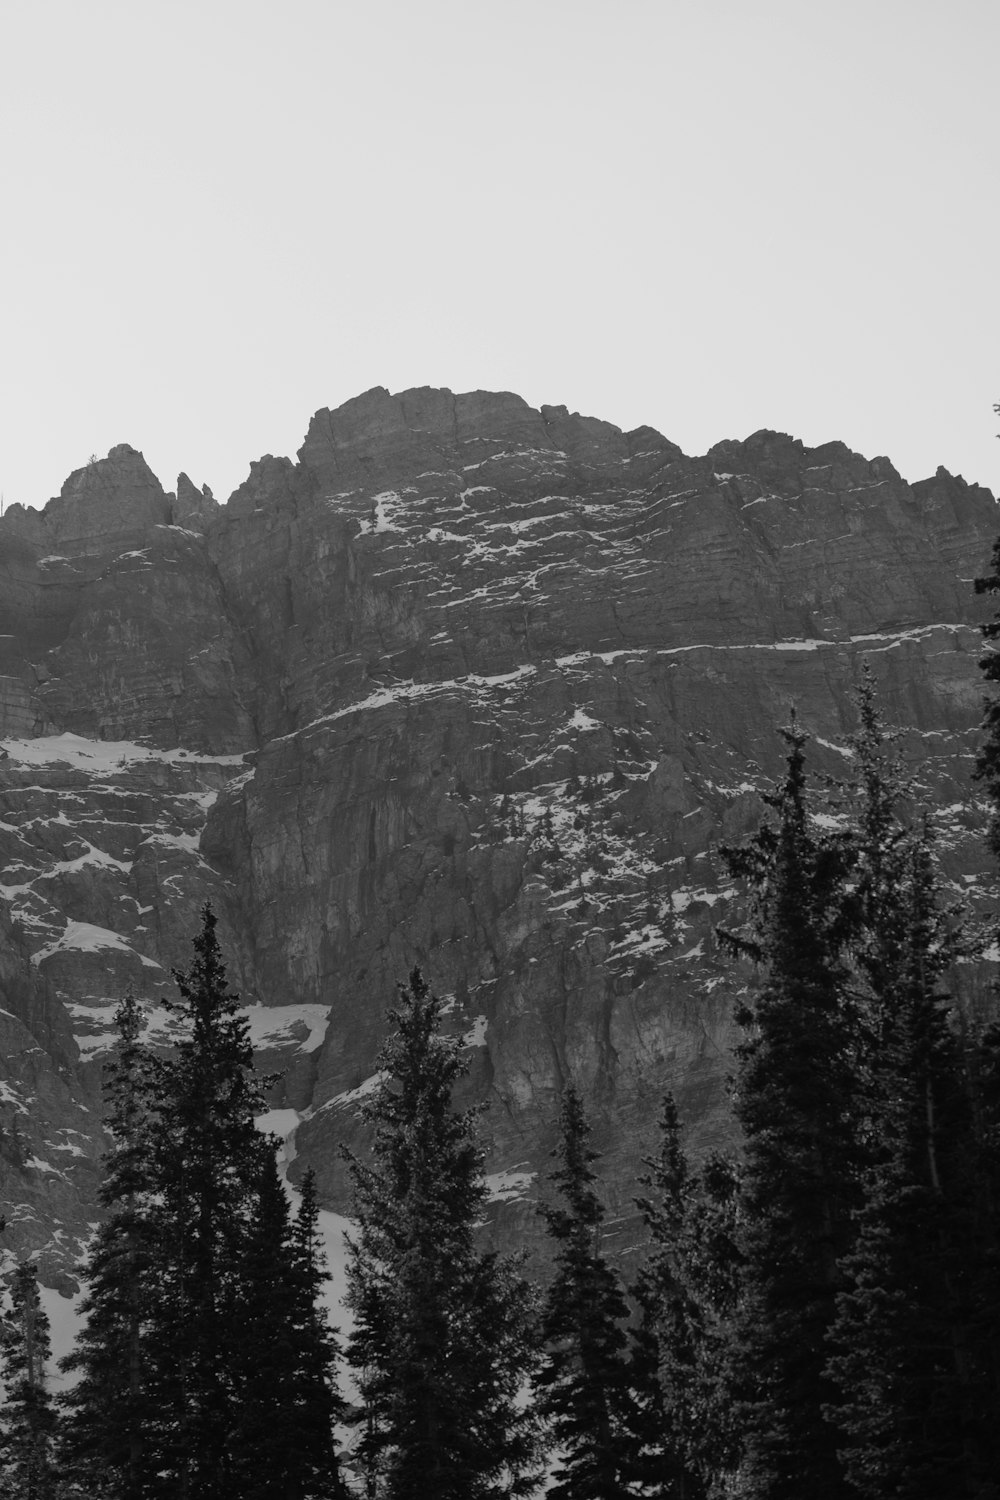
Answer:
631;1095;743;1499
0;1260;58;1500
59;988;166;1499
625;1268;682;1499
230;1155;346;1500
147;903;273;1498
964;1009;1000;1484
345;968;539;1500
970;543;1000;1462
62;914;346;1499
629;1099;703;1500
534;1085;634;1500
679;1152;745;1495
719;723;859;1500
826;828;999;1497
289;1169;348;1498
842;665;925;1123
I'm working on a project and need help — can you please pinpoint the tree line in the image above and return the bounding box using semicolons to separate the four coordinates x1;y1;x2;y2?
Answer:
5;568;1000;1496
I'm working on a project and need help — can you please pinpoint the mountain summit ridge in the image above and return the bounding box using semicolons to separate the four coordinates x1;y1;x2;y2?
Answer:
0;386;997;1285
3;385;989;542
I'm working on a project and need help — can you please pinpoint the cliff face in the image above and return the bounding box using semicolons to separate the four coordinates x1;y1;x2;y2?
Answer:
1;386;997;1285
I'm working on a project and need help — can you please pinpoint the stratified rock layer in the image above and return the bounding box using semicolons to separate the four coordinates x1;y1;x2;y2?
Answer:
1;386;998;1283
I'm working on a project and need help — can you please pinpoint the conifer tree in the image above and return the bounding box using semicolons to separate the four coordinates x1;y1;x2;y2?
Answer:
535;1085;635;1500
964;1005;1000;1472
345;968;538;1500
0;1260;58;1500
290;1169;348;1498
629;1097;702;1500
826;668;1000;1489
230;1155;346;1500
631;1095;743;1499
59;988;166;1499
147;903;275;1498
842;665;923;1112
826;828;998;1496
62;914;346;1499
970;547;1000;1452
719;722;859;1500
625;1270;682;1500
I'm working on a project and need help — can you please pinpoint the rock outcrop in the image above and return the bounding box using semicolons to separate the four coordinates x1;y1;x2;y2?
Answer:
1;385;998;1285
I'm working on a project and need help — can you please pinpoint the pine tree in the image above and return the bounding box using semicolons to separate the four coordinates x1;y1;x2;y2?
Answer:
147;904;276;1498
969;545;1000;1470
0;1260;58;1500
59;988;167;1499
290;1170;348;1497
719;722;859;1500
230;1155;346;1500
345;968;539;1500
631;1094;743;1499
534;1085;635;1500
61;914;346;1499
964;1011;1000;1484
843;664;923;1124
680;1152;745;1495
623;1270;676;1498
824;669;1000;1491
826;828;999;1497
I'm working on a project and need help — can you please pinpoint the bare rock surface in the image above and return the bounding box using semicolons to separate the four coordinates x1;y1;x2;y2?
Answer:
1;387;998;1283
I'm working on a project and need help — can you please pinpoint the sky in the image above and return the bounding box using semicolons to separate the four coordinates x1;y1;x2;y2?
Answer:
1;0;997;511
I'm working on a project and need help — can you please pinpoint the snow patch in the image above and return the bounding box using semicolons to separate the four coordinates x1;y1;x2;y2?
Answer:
461;1014;488;1049
426;526;467;542
46;842;133;877
669;887;727;913
255;1108;303;1163
289;665;538;736
242;1003;332;1055
811;812;847;830
41;1286;85;1393
485;1169;536;1203
326;1072;388;1108
0;1081;28;1113
32;922;160;969
357;491;406;535
568;708;601;732
815;736;854;758
0;732;247;774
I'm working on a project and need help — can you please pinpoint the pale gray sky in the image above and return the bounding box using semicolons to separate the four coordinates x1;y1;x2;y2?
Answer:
1;0;997;509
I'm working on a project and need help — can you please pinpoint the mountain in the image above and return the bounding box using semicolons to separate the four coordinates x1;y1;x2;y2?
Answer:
1;385;998;1289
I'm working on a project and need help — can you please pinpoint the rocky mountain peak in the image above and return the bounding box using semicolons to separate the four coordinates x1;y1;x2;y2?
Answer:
295;384;675;492
44;445;171;552
299;385;536;490
1;388;999;1289
173;473;219;532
